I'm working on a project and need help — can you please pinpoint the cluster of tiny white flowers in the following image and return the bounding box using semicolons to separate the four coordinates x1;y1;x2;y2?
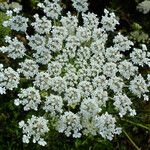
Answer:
113;93;136;117
71;0;88;13
0;64;20;93
130;46;150;67
101;9;119;31
0;36;26;59
94;113;122;140
0;0;149;146
19;115;49;146
129;74;149;99
17;59;39;79
14;87;41;111
113;32;134;52
3;9;28;32
31;14;52;34
56;111;82;138
37;0;62;19
43;94;63;116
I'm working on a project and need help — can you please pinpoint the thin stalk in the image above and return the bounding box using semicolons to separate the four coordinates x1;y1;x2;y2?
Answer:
123;130;141;150
122;119;150;131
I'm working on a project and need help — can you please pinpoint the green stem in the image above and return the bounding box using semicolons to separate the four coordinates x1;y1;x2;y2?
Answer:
122;119;150;131
123;130;141;150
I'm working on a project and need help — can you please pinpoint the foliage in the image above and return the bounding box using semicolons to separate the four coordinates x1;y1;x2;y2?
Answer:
0;11;10;45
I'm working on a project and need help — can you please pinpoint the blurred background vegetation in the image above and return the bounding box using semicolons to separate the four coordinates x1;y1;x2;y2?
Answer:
0;0;150;149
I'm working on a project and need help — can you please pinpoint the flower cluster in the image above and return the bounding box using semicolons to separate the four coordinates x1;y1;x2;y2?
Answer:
19;115;49;146
0;0;150;146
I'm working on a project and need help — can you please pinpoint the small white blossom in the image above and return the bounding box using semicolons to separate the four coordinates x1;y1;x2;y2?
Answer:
103;62;118;77
0;67;20;91
47;61;62;77
19;115;49;146
76;26;91;43
34;72;51;90
38;0;62;19
3;15;28;32
113;93;136;117
82;12;99;29
18;59;39;79
118;60;138;79
60;12;78;34
101;9;119;31
50;76;67;94
92;75;108;90
137;0;150;14
130;47;150;66
109;77;124;93
113;33;134;51
43;94;63;116
0;36;26;59
91;88;108;107
129;74;148;98
80;98;101;118
31;14;52;34
78;81;93;98
56;111;82;138
64;87;81;107
71;0;88;13
94;112;122;140
14;87;41;111
105;46;123;62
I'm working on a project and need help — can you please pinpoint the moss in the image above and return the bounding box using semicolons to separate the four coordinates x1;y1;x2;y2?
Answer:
0;11;11;45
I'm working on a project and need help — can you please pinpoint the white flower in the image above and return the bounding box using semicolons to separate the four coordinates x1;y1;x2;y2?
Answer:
80;98;101;118
38;0;62;19
101;9;119;31
43;94;63;116
109;76;124;93
19;115;49;146
18;59;39;79
3;15;28;32
78;81;93;98
0;36;26;59
31;14;52;34
113;33;134;51
1;0;150;144
94;112;122;140
129;74;148;98
27;34;46;50
91;88;108;107
0;87;6;94
76;26;91;43
130;47;150;66
51;26;68;39
71;0;88;13
47;61;62;77
137;0;150;14
1;67;20;90
103;62;118;77
34;72;51;90
56;111;82;138
82;12;99;29
113;93;136;117
64;87;81;107
60;12;78;34
92;75;108;90
50;76;67;94
15;87;41;111
118;60;138;79
105;46;122;62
